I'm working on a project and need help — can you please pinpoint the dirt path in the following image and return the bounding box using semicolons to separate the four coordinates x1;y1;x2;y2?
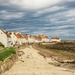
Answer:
2;46;75;75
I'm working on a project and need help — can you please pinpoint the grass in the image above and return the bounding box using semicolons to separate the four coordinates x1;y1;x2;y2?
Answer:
0;47;16;61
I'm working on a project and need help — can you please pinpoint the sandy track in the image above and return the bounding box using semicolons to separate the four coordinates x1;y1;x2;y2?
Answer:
2;46;75;75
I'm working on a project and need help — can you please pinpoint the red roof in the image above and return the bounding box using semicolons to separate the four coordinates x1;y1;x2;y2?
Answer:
14;34;22;38
2;30;10;37
39;35;47;39
23;35;28;40
51;37;60;39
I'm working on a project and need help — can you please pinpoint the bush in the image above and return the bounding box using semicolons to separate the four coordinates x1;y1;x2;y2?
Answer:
0;47;16;61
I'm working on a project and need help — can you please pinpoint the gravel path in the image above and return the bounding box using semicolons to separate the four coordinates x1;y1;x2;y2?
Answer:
2;46;75;75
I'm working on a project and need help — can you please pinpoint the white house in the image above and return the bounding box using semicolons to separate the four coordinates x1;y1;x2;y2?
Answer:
23;35;28;43
50;37;61;42
10;32;22;45
27;35;35;43
34;36;40;43
10;32;27;45
0;29;13;47
38;35;49;42
21;36;27;44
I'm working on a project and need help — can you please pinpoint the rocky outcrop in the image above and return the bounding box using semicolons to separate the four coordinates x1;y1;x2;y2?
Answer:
0;54;18;74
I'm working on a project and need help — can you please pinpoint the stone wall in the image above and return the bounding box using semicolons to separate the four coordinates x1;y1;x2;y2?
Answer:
0;54;18;74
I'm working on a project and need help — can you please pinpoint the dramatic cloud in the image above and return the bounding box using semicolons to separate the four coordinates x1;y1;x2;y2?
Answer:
7;0;61;10
0;10;24;19
0;0;75;39
33;6;64;17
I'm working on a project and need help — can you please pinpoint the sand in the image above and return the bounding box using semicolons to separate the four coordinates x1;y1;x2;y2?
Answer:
2;46;75;75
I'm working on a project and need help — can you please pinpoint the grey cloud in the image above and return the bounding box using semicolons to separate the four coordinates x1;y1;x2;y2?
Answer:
57;0;75;9
0;0;75;39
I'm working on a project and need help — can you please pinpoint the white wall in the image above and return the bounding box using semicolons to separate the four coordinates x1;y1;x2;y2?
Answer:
10;32;17;45
28;37;35;43
0;30;13;47
41;38;49;42
0;30;8;47
21;38;27;44
50;39;61;42
11;33;23;45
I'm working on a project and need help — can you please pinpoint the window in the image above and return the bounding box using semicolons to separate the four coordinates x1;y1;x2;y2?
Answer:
11;43;13;45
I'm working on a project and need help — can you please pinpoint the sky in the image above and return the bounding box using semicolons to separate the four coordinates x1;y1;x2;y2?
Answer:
0;0;75;40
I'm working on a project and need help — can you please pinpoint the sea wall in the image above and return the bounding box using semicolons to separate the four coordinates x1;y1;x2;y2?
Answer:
0;54;18;74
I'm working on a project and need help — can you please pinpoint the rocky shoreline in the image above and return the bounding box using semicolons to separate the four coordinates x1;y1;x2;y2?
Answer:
33;45;75;71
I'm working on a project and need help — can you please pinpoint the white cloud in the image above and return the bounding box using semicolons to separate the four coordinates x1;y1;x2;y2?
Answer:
31;29;74;37
33;6;63;17
7;28;25;31
50;18;74;24
21;30;30;33
66;9;75;17
47;30;71;37
0;11;24;19
8;0;61;10
0;10;7;14
3;13;23;19
46;9;75;24
32;31;48;35
57;25;75;29
63;0;75;2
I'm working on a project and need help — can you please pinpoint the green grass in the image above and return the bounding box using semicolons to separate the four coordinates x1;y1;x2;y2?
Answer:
0;47;16;61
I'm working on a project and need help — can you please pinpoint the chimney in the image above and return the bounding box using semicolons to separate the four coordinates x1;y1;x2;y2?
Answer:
2;29;6;32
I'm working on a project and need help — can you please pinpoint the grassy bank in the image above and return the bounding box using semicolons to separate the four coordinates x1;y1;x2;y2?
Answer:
0;47;16;61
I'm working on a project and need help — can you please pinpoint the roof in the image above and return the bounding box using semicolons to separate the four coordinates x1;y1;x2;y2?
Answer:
51;37;60;39
14;33;22;38
23;35;28;40
2;30;10;37
39;35;48;39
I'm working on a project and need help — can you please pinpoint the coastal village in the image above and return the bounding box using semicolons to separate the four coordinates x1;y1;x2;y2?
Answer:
0;29;61;47
0;29;75;75
0;0;75;75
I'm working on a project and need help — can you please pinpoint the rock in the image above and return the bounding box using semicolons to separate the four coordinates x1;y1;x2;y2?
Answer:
59;60;75;63
18;51;24;56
